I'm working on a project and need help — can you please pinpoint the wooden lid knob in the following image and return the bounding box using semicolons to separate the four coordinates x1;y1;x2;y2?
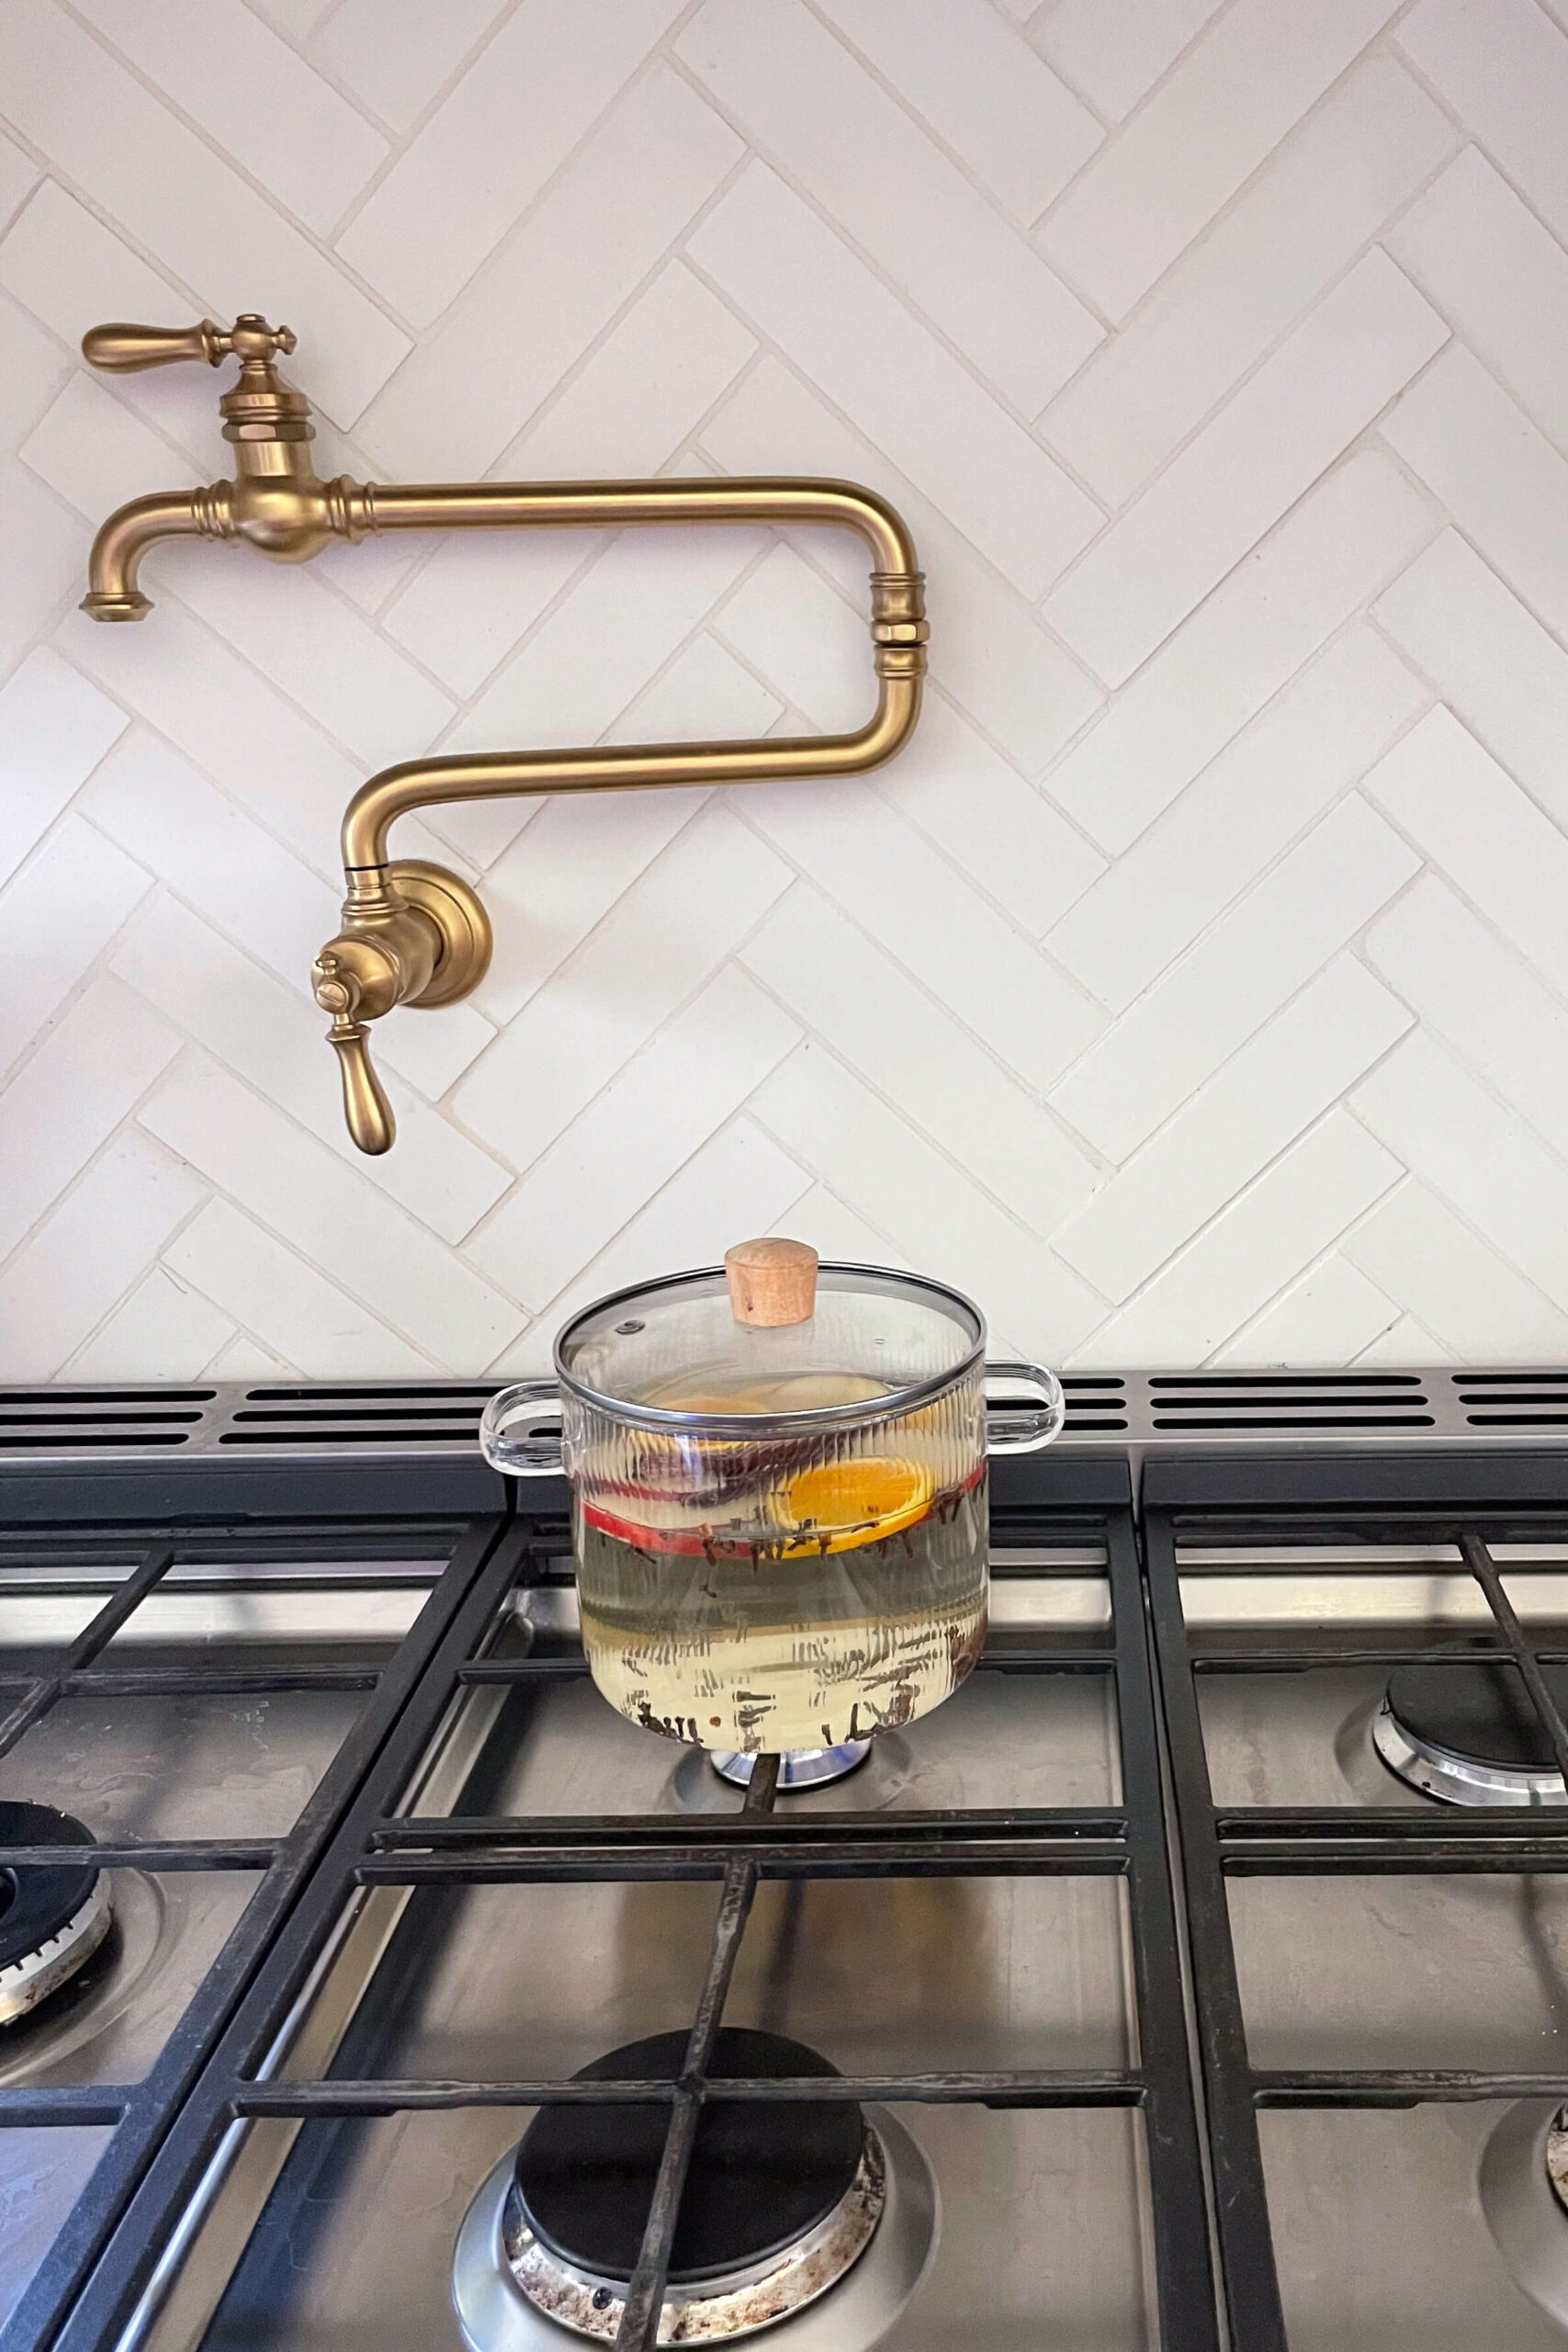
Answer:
725;1237;818;1327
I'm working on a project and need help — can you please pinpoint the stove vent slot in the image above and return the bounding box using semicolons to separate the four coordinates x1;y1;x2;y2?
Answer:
1453;1371;1568;1427
1146;1371;1433;1430
0;1391;213;1453
1061;1375;1129;1432
218;1385;502;1446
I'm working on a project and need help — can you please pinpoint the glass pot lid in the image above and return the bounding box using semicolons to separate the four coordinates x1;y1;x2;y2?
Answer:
555;1238;985;1434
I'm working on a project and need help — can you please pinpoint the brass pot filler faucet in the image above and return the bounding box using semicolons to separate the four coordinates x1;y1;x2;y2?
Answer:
78;314;928;1155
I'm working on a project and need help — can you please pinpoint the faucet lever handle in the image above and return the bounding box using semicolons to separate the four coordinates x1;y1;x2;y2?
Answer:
324;1016;395;1157
82;315;296;373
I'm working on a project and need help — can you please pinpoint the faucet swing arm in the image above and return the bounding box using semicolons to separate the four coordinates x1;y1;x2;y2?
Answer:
77;318;928;1157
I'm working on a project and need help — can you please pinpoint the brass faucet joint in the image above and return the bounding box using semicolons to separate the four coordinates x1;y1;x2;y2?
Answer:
78;316;927;1156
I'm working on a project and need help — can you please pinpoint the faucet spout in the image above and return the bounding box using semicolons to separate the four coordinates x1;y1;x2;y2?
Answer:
81;489;213;621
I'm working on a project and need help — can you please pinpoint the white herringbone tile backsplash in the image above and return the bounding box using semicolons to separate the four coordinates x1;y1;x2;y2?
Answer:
3;0;1567;1382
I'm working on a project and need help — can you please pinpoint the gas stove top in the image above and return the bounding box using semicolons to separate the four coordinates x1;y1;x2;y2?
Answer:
6;1377;1568;2352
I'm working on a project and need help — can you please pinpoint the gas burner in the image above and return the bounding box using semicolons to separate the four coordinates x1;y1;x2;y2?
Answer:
710;1743;871;1792
452;2028;937;2351
1481;2100;1568;2327
1372;1659;1568;1806
0;1803;112;2026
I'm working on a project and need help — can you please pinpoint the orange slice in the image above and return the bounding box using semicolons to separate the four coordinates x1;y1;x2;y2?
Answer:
776;1456;935;1555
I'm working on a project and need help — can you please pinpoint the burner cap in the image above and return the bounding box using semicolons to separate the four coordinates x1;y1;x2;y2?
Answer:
513;2027;864;2287
0;1803;99;1970
1385;1660;1568;1771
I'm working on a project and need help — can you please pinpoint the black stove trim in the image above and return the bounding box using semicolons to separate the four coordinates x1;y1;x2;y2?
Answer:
10;1455;1224;2352
1142;1449;1568;2352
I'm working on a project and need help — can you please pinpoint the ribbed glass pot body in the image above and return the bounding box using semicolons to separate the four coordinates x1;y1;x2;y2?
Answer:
561;1367;988;1753
479;1261;1063;1758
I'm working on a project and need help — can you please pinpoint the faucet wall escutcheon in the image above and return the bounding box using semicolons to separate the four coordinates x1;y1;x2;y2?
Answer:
78;316;928;1157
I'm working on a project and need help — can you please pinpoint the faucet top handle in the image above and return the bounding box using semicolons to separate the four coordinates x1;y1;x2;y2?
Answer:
82;313;296;373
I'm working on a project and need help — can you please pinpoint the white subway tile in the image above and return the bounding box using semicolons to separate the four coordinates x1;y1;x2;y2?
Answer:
248;0;334;41
1361;707;1568;1000
0;976;179;1262
356;65;739;474
337;0;685;326
501;263;755;481
201;1329;299;1381
1388;148;1568;458
0;125;38;231
0;288;71;445
1043;254;1446;685
423;526;763;866
1039;0;1400;319
1365;875;1568;1164
1055;957;1411;1300
63;1266;234;1383
310;0;510;134
1048;628;1426;1011
874;691;1107;939
1382;345;1568;639
741;884;1099;1229
381;533;599;705
0;183;216;454
1075;1113;1402;1365
0;647;128;888
71;0;388;235
0;1131;204;1381
609;631;783;747
1051;796;1418;1159
1351;1031;1568;1313
1353;1310;1455;1367
451;802;791;1166
111;894;511;1242
1041;58;1454;503
711;540;900;739
739;773;1103;1091
62;597;360;876
0;4;407;426
679;0;1100;413
1374;532;1568;831
700;356;1104;775
751;1043;1106;1355
503;1115;813;1366
687;164;1104;599
0;459;84;670
1214;1253;1402;1368
1044;451;1437;852
1036;0;1228;121
22;371;200;532
1396;0;1568;245
468;966;798;1307
164;1198;435;1376
476;787;707;1024
1344;1179;1568;1360
817;0;1100;220
0;818;151;1081
80;731;340;987
140;1055;525;1364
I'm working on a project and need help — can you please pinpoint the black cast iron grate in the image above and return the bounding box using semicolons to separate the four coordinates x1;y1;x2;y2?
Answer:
6;1455;1221;2352
1142;1447;1568;2352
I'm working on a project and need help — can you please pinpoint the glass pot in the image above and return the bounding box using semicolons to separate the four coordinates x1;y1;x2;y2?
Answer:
479;1242;1064;1763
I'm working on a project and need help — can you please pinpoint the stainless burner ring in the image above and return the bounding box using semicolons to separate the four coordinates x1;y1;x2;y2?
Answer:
710;1743;872;1792
1371;1697;1567;1808
453;2108;936;2352
0;1874;112;2027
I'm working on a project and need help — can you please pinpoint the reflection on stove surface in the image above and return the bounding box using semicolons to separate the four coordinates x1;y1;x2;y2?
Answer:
1193;1582;1568;2350
204;1658;1158;2352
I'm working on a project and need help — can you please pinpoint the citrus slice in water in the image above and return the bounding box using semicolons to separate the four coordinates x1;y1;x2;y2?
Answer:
777;1455;935;1555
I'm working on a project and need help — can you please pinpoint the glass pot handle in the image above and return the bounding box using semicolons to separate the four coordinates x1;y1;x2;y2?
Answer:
984;1362;1066;1454
479;1379;564;1476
